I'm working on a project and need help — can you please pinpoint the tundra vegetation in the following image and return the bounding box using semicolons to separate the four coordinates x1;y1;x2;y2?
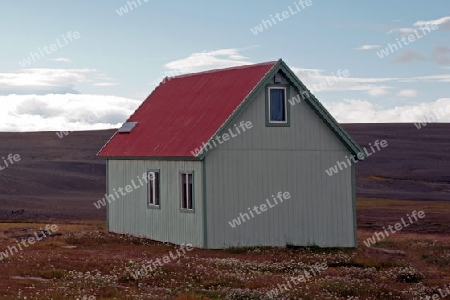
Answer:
0;198;449;299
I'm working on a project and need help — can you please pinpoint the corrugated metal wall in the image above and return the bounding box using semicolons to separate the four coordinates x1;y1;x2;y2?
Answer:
107;160;204;248
205;80;356;248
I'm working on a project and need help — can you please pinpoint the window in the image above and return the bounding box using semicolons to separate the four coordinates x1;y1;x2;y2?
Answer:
269;87;287;123
266;85;290;127
180;172;193;210
118;122;138;133
147;171;160;207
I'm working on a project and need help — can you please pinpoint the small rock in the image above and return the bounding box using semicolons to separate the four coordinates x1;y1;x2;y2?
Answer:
369;247;405;256
11;276;49;282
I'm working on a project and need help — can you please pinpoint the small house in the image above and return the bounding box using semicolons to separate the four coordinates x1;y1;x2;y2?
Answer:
98;59;364;248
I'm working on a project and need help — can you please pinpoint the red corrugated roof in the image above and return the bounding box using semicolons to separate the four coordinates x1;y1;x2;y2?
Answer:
98;61;277;157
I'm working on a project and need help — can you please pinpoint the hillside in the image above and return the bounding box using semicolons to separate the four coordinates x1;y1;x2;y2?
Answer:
0;123;448;221
0;130;113;220
342;123;450;201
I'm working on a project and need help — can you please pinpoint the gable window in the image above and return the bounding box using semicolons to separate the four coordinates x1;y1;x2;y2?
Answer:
180;172;193;211
266;85;290;127
147;170;160;207
269;87;287;122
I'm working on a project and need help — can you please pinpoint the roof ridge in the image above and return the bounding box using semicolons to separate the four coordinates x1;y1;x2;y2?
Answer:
165;60;278;81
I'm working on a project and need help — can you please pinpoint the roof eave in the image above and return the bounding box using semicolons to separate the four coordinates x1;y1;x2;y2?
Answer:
277;60;366;160
97;155;202;161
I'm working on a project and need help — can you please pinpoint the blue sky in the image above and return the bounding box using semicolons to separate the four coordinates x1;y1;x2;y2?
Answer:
1;0;449;131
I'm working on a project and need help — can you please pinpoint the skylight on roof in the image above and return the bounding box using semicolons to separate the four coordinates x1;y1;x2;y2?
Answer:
118;122;138;133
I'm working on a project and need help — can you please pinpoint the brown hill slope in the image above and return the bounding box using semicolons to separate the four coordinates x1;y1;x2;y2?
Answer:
342;123;450;201
0;124;448;221
0;130;114;220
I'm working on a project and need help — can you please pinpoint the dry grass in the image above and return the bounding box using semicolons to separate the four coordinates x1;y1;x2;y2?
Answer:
0;199;449;299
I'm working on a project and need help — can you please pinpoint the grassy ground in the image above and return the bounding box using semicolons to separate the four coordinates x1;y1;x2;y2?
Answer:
1;199;449;299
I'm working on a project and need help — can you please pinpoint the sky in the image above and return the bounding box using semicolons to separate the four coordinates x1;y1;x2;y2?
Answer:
0;0;449;131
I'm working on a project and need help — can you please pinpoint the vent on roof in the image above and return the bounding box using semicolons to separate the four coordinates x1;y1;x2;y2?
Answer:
118;122;138;133
274;72;283;83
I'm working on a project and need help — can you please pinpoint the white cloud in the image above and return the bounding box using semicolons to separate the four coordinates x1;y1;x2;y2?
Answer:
396;89;419;98
290;67;450;97
0;94;141;132
292;68;395;96
354;45;381;50
414;16;450;30
290;67;323;78
0;61;448;131
94;74;118;86
0;68;92;87
398;74;450;83
155;49;449;98
0;68;92;95
0;68;121;95
49;58;72;63
163;48;253;74
94;82;120;87
324;98;450;123
148;48;256;85
387;16;450;37
387;27;416;35
367;87;389;96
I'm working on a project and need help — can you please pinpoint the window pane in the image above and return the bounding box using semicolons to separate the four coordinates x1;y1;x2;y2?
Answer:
270;89;286;122
154;172;159;206
148;171;160;206
187;174;193;209
148;172;154;205
181;173;187;209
